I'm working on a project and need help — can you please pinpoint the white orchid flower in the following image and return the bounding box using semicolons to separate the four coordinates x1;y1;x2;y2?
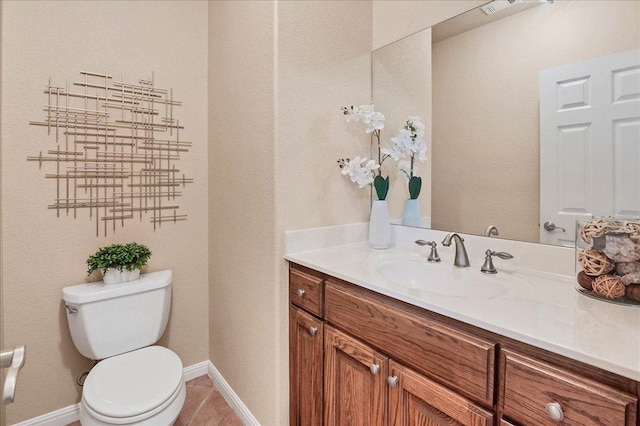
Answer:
383;139;406;161
363;111;385;133
340;156;379;188
342;105;385;133
413;137;427;162
355;104;374;120
408;116;425;138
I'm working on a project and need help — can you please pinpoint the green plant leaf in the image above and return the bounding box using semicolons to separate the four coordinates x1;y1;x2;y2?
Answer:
408;176;422;199
86;242;152;276
374;175;389;201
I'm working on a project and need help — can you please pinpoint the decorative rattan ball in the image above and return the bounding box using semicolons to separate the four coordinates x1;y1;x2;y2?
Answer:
580;218;620;244
624;220;640;241
626;284;640;302
578;249;615;276
592;275;625;299
576;271;595;290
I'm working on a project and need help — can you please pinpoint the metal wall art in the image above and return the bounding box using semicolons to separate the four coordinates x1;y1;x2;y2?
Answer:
27;71;193;236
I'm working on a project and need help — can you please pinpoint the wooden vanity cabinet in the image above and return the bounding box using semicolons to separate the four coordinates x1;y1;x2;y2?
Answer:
324;278;496;407
288;263;640;426
324;325;493;426
289;265;325;426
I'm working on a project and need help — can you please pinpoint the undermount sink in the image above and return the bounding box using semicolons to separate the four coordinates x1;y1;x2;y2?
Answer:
375;259;508;298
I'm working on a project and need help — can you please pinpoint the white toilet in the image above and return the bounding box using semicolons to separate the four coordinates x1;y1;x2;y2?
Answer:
63;270;186;425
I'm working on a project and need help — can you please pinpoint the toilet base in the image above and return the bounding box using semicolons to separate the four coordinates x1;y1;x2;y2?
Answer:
79;381;186;425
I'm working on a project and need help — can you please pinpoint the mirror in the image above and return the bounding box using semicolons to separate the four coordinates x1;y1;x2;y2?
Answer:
372;0;640;245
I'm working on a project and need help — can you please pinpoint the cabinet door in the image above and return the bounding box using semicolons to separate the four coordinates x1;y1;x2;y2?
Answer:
325;325;388;426
388;360;493;426
289;307;323;426
325;280;495;406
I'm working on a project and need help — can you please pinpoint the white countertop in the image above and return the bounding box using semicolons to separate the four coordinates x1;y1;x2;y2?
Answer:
285;236;640;381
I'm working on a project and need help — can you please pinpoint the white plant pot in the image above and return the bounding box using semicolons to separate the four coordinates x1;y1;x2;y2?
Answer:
102;268;140;284
369;200;390;249
402;198;421;227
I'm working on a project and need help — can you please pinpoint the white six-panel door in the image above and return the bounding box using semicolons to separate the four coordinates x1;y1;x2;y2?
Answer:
540;49;640;246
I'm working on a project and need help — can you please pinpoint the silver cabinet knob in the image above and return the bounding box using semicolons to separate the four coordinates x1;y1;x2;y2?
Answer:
297;289;305;297
387;375;399;387
545;402;564;421
369;363;380;375
308;326;318;336
543;222;566;232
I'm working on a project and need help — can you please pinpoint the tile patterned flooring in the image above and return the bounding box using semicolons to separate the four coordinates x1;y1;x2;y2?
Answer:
67;375;242;426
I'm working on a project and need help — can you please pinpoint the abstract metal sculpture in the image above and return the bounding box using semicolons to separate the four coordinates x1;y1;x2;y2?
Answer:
28;71;193;236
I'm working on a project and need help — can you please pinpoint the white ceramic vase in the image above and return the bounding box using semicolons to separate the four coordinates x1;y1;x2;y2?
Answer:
102;268;141;284
369;200;390;249
402;199;421;227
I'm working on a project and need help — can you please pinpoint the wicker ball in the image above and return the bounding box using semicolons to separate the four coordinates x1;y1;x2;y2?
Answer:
576;271;595;290
626;284;640;302
624;220;640;241
580;218;620;244
578;249;615;276
592;275;625;299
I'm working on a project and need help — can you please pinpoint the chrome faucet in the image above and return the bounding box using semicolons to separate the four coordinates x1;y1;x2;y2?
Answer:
482;225;499;237
441;233;470;267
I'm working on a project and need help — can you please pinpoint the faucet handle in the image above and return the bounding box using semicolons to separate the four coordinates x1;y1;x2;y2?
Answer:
481;249;513;274
492;251;514;260
415;240;441;262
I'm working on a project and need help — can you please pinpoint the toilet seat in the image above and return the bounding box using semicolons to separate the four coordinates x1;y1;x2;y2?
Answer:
82;346;184;424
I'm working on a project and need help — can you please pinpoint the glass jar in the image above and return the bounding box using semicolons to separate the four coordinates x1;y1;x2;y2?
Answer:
575;218;640;306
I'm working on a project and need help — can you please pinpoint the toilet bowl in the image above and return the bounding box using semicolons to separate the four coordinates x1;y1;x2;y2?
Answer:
63;271;185;425
79;346;186;425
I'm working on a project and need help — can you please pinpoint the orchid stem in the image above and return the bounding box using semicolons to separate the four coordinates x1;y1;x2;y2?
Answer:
375;130;382;176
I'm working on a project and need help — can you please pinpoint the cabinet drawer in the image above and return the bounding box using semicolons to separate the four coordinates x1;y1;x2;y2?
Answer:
289;266;324;317
500;350;637;426
325;280;496;406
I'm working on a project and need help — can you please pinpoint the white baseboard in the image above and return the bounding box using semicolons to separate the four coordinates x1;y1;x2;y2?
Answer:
12;403;80;426
12;360;218;426
207;361;260;426
183;360;210;382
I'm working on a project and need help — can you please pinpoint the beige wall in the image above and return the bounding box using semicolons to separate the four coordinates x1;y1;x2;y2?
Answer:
0;1;209;423
373;0;486;50
276;1;374;231
208;1;278;424
0;0;5;421
209;1;372;424
432;0;640;242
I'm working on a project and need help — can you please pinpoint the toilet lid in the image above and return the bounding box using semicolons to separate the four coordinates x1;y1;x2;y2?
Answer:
83;346;183;418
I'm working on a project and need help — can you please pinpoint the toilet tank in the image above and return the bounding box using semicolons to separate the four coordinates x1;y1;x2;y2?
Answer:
63;270;172;360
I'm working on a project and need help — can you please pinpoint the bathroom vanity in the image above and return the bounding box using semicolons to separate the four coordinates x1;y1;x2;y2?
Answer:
286;234;640;426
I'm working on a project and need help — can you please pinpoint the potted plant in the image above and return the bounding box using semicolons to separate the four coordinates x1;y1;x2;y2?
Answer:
86;242;152;284
383;116;427;227
338;104;391;249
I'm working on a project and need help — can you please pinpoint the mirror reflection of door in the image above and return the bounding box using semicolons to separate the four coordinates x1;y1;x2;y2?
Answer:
540;49;640;247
